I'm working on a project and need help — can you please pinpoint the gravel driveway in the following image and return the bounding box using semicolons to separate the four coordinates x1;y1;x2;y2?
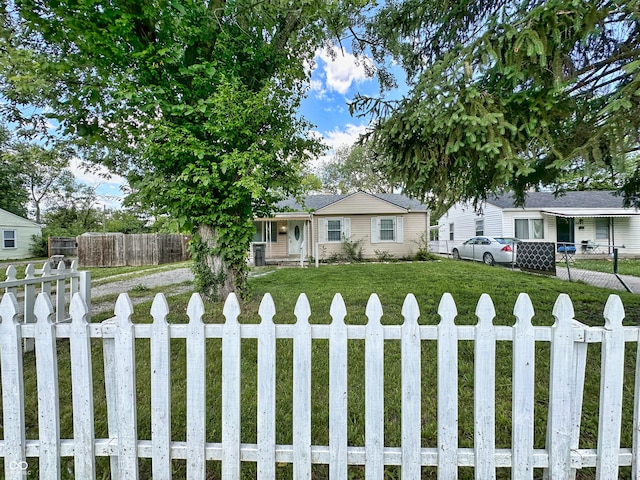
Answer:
91;267;195;316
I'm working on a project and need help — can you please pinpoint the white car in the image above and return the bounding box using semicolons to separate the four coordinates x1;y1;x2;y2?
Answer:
452;236;520;266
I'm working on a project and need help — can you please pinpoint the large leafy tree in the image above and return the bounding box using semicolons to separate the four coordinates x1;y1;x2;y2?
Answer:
0;125;28;216
5;141;72;223
0;0;364;299
351;0;640;208
320;142;396;194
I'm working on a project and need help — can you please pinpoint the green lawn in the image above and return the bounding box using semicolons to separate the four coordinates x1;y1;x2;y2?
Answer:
572;257;640;277
11;260;640;479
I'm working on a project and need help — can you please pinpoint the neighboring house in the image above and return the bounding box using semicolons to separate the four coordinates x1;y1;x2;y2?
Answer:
435;191;640;256
0;208;42;261
251;192;430;265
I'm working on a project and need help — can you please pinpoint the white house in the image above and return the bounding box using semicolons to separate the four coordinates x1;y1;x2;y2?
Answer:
435;191;640;256
251;192;430;265
0;208;42;260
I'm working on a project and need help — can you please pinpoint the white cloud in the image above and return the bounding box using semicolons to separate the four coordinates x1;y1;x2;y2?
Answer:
69;158;126;188
309;79;329;100
322;123;369;150
308;123;370;173
317;47;374;95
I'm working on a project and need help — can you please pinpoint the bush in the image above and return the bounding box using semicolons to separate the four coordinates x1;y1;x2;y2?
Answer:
374;249;395;262
30;235;49;257
342;237;363;262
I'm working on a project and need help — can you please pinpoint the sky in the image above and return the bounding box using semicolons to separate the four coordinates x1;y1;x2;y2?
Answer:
72;45;388;210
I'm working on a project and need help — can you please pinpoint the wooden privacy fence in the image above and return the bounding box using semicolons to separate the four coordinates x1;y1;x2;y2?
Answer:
48;236;78;257
0;290;636;479
77;233;191;267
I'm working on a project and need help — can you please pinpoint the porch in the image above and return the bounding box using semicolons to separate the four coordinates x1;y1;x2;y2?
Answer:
250;215;314;267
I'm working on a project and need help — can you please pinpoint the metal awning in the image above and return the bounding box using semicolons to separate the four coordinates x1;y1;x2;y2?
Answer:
541;209;637;218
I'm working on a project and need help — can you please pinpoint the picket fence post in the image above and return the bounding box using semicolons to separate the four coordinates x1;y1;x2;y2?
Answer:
596;295;625;479
365;294;385;480
401;294;421;480
329;293;348;479
546;294;576;478
222;293;242;478
293;294;312;479
186;293;206;478
114;293;139;479
69;293;96;478
437;293;458;479
0;293;26;480
150;294;172;479
257;294;277;479
474;294;497;479
512;293;536;480
24;264;36;352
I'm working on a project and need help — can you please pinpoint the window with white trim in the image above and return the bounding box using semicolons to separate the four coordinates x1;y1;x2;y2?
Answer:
449;223;454;241
2;230;16;249
371;217;404;243
327;219;342;242
252;221;278;243
319;217;350;243
475;218;484;236
514;218;544;239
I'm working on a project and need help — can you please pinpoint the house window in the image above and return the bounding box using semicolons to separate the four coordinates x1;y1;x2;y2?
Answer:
2;230;16;249
252;222;277;243
595;218;609;240
327;219;342;242
514;219;544;239
379;218;395;241
371;217;404;243
449;223;454;241
475;218;484;236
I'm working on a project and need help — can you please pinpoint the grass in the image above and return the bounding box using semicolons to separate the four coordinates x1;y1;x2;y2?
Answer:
572;257;640;277
8;260;640;479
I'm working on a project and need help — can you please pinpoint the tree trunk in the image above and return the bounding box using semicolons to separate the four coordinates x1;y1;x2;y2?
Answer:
196;223;237;301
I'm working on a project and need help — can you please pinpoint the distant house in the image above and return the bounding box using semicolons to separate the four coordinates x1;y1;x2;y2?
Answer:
251;192;430;265
0;208;41;260
435;191;640;256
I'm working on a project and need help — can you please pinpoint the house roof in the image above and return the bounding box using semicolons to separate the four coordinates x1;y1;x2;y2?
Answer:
276;192;428;213
0;207;41;227
488;191;636;210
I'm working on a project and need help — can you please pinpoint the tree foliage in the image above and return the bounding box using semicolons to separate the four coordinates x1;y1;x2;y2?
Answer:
351;0;640;208
0;125;28;216
320;142;395;194
5;141;72;223
0;0;364;298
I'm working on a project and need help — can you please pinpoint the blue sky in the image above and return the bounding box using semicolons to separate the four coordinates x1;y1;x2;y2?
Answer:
74;46;385;209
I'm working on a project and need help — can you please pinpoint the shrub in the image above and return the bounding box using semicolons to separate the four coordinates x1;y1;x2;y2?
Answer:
30;235;49;258
342;236;363;262
374;249;395;262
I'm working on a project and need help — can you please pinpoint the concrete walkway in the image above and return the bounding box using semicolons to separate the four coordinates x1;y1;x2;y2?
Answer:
555;266;640;293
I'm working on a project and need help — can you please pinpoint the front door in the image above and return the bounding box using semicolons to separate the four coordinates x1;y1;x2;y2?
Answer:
556;217;575;245
288;221;304;255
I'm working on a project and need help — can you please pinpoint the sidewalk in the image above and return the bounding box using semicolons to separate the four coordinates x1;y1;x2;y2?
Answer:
555;266;640;293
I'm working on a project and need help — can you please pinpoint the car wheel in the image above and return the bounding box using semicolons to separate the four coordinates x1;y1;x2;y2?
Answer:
452;249;460;260
483;252;495;266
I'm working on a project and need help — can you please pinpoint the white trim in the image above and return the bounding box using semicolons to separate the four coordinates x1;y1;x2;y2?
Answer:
2;229;17;249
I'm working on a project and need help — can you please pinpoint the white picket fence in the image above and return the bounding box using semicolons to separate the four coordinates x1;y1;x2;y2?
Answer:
2;261;91;351
0;289;636;479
